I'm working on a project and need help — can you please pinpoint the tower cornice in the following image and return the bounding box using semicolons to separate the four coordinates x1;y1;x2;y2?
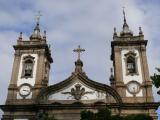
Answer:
13;44;53;63
111;40;148;47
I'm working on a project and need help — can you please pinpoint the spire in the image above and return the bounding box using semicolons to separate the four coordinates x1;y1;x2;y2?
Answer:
42;30;47;42
43;30;46;39
109;68;114;81
113;27;117;37
35;11;42;26
123;7;128;28
18;32;23;41
30;11;42;40
139;27;143;35
73;45;85;73
109;68;115;87
120;7;133;36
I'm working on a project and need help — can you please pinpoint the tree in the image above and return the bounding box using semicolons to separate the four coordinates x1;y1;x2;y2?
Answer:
44;116;57;120
95;108;111;120
124;114;153;120
81;108;120;120
80;108;153;120
81;110;95;120
80;108;112;120
151;68;160;94
111;115;124;120
36;110;57;120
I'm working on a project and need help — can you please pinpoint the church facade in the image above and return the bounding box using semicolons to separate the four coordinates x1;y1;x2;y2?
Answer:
0;11;159;120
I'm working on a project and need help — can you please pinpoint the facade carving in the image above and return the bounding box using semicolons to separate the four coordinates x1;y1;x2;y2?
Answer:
62;84;94;100
47;82;108;101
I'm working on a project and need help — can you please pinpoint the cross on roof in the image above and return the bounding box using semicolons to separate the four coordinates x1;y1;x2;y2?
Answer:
123;6;125;15
73;45;85;60
35;11;42;24
122;6;126;22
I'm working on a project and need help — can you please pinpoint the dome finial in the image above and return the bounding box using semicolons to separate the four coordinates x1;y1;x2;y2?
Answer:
139;27;143;35
123;7;127;24
122;6;129;28
35;11;42;25
120;7;133;36
34;11;42;31
30;11;43;40
113;27;117;36
18;32;23;41
43;30;46;39
109;67;115;86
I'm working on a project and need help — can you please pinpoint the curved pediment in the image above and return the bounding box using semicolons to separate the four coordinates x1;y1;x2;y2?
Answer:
36;73;122;104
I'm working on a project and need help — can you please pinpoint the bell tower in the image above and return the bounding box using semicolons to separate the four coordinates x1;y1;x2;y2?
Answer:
110;9;153;103
6;17;53;104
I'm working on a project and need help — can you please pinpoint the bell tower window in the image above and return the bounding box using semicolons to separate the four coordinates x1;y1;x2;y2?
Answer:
124;51;138;75
21;55;35;78
24;60;33;77
127;56;136;74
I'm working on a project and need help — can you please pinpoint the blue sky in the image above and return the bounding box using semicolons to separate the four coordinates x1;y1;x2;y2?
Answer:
0;0;160;117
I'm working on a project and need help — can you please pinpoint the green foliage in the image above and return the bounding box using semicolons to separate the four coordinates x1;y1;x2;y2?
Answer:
111;115;124;120
81;108;116;120
81;110;95;120
37;113;57;120
44;116;57;120
95;108;111;120
80;108;153;120
124;114;153;120
151;68;160;88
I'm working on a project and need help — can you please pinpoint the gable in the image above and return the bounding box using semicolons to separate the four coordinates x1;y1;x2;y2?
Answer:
48;80;106;101
37;73;122;104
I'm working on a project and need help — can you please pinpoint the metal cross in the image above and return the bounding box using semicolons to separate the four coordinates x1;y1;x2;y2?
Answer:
122;6;127;23
123;6;125;16
73;45;85;60
35;11;42;24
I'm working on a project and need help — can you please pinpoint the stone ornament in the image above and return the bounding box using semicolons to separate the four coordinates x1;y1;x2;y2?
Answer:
62;84;93;100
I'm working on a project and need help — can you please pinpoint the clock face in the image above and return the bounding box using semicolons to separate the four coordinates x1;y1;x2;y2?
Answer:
127;81;140;94
19;84;31;97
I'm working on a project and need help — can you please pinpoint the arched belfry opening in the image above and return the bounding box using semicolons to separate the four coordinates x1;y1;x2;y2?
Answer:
22;56;35;78
127;56;136;74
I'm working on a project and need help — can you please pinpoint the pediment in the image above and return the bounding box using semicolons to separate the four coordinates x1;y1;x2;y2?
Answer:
37;73;123;104
48;80;106;101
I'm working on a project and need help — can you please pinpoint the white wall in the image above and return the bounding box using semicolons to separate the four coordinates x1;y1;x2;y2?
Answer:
121;49;143;97
17;54;38;87
48;80;106;100
16;54;38;99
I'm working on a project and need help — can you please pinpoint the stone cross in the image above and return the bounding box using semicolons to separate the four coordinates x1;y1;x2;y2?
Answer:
35;11;42;24
73;45;85;60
